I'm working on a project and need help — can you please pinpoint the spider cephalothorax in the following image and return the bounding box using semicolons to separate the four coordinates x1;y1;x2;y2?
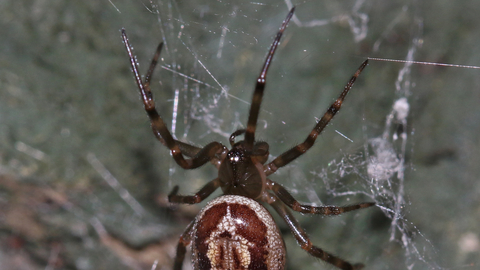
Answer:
122;7;374;270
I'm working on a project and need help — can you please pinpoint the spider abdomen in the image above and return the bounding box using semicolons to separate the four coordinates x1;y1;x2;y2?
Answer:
192;195;285;270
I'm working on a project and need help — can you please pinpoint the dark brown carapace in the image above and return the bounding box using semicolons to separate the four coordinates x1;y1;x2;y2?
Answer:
122;7;374;270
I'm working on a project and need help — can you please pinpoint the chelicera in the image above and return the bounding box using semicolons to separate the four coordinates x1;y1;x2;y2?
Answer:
122;7;374;270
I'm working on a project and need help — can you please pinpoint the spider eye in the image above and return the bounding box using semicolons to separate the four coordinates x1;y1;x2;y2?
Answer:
229;155;240;162
226;149;249;185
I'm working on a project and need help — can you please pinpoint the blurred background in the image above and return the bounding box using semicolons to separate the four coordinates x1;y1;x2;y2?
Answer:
1;0;480;269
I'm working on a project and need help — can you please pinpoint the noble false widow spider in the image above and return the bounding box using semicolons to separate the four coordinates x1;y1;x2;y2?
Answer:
122;7;374;270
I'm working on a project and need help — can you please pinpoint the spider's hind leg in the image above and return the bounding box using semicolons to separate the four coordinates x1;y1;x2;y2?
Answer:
267;179;375;215
265;193;365;270
173;220;194;270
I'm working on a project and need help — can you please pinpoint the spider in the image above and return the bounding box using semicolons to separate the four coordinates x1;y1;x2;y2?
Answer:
121;7;374;270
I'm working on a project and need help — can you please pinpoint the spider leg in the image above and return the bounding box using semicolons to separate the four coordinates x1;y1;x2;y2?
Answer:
264;60;368;176
173;220;194;270
267;179;375;214
122;29;226;169
168;178;221;204
143;38;162;92
175;140;201;157
229;129;246;147
127;39;205;158
264;193;365;270
141;42;208;159
244;7;295;150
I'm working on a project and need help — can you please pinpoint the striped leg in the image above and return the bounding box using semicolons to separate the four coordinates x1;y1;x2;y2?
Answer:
264;60;368;176
122;29;226;169
267;179;375;214
265;193;365;270
244;8;295;150
173;221;194;270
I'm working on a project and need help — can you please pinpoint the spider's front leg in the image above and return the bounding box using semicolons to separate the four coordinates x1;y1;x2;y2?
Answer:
121;29;227;170
264;60;369;176
244;7;295;150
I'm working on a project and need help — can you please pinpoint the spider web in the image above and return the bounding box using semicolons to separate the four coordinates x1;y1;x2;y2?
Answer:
1;0;479;269
101;0;477;269
113;1;442;269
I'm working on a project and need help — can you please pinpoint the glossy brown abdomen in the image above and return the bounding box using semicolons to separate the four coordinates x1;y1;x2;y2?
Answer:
192;195;285;270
